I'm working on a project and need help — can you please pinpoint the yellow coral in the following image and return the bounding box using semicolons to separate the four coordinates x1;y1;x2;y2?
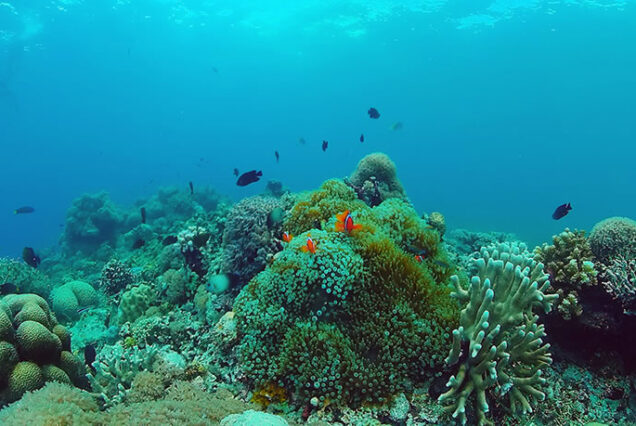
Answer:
251;382;288;408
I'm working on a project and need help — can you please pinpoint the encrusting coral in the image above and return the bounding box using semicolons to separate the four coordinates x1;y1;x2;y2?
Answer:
534;229;598;320
438;243;558;425
234;180;458;407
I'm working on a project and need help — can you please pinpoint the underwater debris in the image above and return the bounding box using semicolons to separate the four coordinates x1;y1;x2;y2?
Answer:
552;202;572;220
13;206;34;214
236;170;262;186
22;247;40;268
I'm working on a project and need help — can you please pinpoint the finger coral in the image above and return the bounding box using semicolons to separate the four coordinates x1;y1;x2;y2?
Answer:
439;244;558;425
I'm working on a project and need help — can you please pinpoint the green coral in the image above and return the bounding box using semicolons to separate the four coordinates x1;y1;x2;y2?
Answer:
534;229;598;320
348;152;408;205
0;294;85;405
118;284;154;324
588;216;636;264
0;258;51;299
235;182;458;406
50;280;99;322
439;244;558;425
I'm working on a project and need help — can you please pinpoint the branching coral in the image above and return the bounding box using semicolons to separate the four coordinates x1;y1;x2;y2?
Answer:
439;244;558;425
602;254;636;314
534;229;598;320
234;180;458;407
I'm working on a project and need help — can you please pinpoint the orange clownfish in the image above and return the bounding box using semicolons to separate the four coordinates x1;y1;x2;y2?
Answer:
414;255;424;263
335;210;363;233
282;232;293;243
300;234;317;254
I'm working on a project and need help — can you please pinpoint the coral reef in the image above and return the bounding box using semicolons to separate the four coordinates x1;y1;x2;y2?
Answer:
61;192;127;255
0;294;86;405
346;152;408;206
118;284;155;324
425;211;446;237
589;216;636;264
534;229;598;320
439;244;557;425
235;186;458;407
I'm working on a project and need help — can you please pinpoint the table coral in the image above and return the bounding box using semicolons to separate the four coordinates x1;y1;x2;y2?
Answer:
439;244;558;425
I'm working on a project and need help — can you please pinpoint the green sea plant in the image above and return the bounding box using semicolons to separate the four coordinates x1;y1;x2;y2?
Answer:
438;244;558;425
234;178;458;407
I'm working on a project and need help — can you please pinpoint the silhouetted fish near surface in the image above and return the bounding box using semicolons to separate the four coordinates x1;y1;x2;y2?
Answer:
275;151;279;163
368;107;380;119
233;168;239;177
22;247;40;268
360;134;364;143
552;202;572;220
0;282;18;295
189;181;194;195
84;344;97;373
140;207;147;224
322;140;328;152
237;170;262;186
132;238;145;250
163;235;178;246
14;206;34;214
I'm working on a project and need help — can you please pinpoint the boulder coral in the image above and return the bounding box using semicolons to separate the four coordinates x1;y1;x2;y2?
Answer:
234;181;458;407
347;152;408;206
439;244;557;425
0;294;86;405
51;280;99;322
588;216;636;264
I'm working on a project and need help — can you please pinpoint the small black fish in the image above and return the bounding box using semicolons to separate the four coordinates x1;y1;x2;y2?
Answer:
189;181;194;195
237;170;262;186
192;232;211;249
162;235;178;246
14;206;34;214
233;168;239;177
0;282;18;295
275;151;280;163
132;238;145;250
84;344;97;373
368;107;380;119
140;207;147;224
360;134;364;143
22;247;40;268
298;137;306;145
552;202;572;220
322;140;328;152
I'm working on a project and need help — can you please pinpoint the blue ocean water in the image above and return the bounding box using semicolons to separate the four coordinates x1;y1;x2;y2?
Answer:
0;0;634;258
